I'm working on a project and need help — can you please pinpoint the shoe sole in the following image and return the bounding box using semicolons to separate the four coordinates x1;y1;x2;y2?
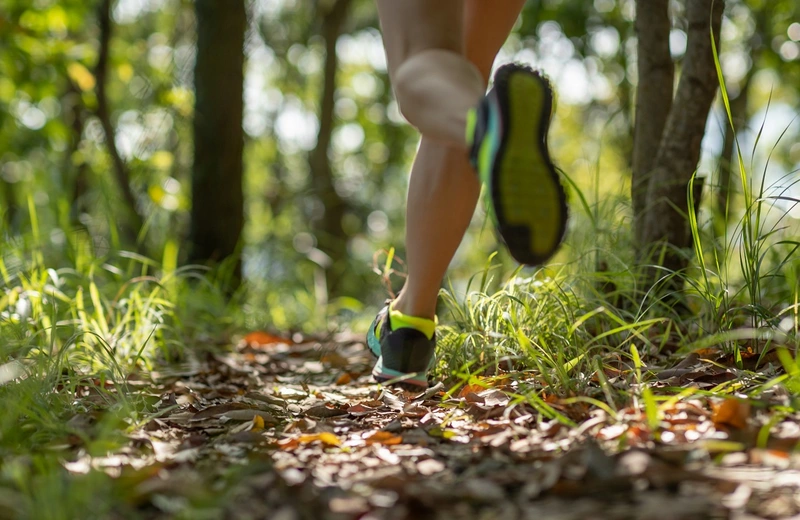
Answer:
371;357;429;390
490;66;568;266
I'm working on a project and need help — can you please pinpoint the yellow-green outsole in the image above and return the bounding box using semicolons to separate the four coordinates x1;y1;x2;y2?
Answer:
492;69;566;265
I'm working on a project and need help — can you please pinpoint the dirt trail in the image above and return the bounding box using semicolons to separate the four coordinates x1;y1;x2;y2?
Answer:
93;334;800;519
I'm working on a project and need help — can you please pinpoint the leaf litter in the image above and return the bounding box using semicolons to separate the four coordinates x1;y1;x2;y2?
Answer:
37;333;800;519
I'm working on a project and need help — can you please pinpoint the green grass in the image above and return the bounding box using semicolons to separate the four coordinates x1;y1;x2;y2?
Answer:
434;37;800;417
0;215;243;518
2;31;800;519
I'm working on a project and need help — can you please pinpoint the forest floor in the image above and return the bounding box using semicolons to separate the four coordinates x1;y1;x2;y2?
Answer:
29;331;800;520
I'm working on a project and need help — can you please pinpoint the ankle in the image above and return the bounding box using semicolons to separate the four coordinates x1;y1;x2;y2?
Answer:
392;293;437;321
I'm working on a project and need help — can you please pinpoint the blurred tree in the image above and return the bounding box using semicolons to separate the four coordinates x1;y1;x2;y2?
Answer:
309;0;353;294
633;0;724;285
189;0;247;282
95;0;144;241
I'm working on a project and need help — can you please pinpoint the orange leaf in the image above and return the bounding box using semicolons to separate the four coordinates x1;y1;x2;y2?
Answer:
278;432;342;450
242;331;287;348
692;347;721;359
458;384;485;398
335;373;353;385
712;398;750;430
364;431;403;446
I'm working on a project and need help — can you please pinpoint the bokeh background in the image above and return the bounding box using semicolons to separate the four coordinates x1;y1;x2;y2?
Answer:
2;0;799;332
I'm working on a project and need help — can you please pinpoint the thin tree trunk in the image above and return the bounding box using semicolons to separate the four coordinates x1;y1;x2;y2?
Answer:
638;0;724;277
95;0;144;239
632;0;674;246
1;181;16;233
188;0;246;282
63;80;89;225
309;0;352;290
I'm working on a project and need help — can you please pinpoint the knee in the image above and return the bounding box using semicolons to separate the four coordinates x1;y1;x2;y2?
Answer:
392;49;483;125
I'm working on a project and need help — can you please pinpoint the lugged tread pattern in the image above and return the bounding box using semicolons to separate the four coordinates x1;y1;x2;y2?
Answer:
485;64;568;266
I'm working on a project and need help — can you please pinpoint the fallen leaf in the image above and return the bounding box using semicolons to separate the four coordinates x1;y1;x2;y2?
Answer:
304;404;348;418
222;409;277;423
252;415;265;432
242;331;288;348
191;403;248;421
692;347;723;359
321;351;350;369
278;432;342;450
416;458;445;475
464;392;485;405
364;431;402;446
712;398;751;430
479;389;510;407
335;373;352;385
597;423;627;440
347;403;376;417
458;384;485;399
312;432;341;447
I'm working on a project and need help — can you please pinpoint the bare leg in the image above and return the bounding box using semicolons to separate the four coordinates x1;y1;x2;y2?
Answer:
378;0;526;319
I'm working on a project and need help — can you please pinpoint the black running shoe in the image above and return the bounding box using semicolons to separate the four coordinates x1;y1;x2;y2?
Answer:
366;306;435;389
466;63;568;266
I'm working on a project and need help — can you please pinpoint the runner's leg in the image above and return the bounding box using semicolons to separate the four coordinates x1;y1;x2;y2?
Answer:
378;0;526;319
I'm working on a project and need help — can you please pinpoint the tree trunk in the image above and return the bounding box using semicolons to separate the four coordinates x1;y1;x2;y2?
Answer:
95;0;144;240
308;0;352;290
1;180;16;233
189;0;247;282
632;0;674;245
63;80;89;225
637;0;724;278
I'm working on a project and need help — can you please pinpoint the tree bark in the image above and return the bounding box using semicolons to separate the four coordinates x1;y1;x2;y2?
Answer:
1;180;16;233
63;80;89;225
637;0;724;276
189;0;247;281
95;0;144;239
308;0;352;288
632;0;674;244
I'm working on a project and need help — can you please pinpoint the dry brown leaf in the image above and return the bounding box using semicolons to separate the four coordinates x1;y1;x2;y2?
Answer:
222;409;277;423
712;398;751;430
191;403;248;421
304;404;348;418
692;347;723;359
347;403;376;417
364;431;402;446
335;373;353;385
479;389;510;407
458;384;485;399
321;351;350;369
464;392;485;404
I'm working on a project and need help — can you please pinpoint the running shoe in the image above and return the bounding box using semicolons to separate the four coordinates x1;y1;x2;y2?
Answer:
466;63;568;266
367;305;435;389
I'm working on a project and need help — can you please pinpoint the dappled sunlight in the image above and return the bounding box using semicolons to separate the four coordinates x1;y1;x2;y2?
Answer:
2;0;800;517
